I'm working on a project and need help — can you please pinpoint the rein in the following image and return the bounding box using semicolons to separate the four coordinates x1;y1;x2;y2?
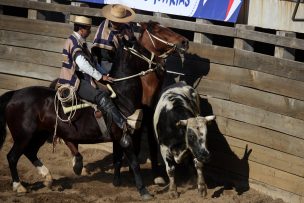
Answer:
112;46;163;82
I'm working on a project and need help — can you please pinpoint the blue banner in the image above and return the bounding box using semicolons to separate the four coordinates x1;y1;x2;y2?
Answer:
77;0;243;23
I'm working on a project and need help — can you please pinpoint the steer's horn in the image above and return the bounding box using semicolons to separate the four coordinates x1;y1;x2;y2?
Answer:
205;115;216;122
176;119;188;126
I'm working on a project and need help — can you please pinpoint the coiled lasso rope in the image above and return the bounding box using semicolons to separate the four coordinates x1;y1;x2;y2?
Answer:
53;84;78;151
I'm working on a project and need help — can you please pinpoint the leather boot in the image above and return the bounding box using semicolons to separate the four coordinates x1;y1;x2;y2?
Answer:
96;92;131;147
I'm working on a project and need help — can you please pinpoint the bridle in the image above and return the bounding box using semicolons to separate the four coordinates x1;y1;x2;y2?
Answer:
145;29;177;59
112;23;184;82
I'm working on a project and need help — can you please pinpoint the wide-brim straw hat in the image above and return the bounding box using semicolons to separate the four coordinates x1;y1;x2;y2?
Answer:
72;16;92;26
102;4;135;23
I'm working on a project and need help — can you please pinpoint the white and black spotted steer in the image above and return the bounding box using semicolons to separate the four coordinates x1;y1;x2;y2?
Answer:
153;82;215;198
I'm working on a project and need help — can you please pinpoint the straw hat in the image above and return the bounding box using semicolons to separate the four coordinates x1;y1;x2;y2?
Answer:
72;16;92;26
102;4;135;23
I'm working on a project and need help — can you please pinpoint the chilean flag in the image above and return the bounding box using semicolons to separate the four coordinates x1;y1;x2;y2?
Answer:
194;0;243;23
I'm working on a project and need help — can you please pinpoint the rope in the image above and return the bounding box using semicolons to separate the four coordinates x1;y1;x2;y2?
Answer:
113;68;156;82
52;84;78;152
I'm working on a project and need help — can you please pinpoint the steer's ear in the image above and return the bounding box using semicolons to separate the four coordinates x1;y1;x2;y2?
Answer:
205;115;216;122
176;119;188;127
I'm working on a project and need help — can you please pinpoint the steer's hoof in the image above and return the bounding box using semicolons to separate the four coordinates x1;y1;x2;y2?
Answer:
154;176;166;185
198;184;207;197
141;193;154;201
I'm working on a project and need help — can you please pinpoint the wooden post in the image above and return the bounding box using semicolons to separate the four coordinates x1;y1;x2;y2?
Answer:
194;19;213;45
69;2;88;24
234;24;254;51
28;0;38;20
274;31;296;60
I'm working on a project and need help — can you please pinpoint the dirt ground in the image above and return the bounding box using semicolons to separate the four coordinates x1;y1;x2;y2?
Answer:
0;136;285;203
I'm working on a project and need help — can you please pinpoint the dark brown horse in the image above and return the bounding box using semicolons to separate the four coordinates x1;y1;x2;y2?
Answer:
0;21;188;200
64;21;189;185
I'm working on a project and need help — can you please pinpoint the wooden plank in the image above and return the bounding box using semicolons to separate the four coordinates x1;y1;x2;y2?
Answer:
274;31;296;60
1;0;304;52
0;14;70;38
249;179;303;203
188;42;234;65
0;0;103;18
0;44;61;67
136;15;236;37
0;73;50;90
0;30;64;53
196;78;230;100
208;97;304;139
204;63;304;101
224;136;304;177
234;25;254;51
209;149;304;196
230;84;304;120
234;49;304;82
0;88;9;95
237;26;304;51
214;116;304;158
197;78;304;120
0;59;59;81
0;14;98;42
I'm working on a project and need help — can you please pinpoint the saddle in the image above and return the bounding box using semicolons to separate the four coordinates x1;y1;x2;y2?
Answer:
59;83;143;137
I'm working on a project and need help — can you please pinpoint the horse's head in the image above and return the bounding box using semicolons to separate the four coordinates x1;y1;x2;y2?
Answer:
138;21;189;58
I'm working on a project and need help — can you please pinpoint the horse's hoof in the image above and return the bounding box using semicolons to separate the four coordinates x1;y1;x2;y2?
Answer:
141;193;154;201
112;176;121;187
13;183;27;193
43;174;53;188
169;191;179;199
72;156;83;175
154;176;166;185
140;188;154;201
43;180;53;189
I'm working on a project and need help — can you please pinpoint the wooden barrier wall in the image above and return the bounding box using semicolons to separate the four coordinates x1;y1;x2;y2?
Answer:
0;1;303;202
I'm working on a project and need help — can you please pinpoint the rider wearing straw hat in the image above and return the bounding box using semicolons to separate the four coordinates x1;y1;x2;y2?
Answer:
92;4;136;72
57;15;132;147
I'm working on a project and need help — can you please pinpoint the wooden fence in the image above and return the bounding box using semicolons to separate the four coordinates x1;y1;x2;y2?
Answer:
0;1;303;202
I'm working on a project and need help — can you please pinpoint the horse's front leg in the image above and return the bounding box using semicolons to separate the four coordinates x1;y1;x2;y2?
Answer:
122;142;153;200
194;159;207;197
113;141;124;186
65;141;83;175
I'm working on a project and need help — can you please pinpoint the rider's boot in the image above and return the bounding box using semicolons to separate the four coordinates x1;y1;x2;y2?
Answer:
96;92;132;148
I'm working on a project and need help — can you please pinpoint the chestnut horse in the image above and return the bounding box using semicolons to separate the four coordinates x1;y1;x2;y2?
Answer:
0;21;188;200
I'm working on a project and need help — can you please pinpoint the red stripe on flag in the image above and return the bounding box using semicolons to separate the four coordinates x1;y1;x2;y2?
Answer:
226;0;234;17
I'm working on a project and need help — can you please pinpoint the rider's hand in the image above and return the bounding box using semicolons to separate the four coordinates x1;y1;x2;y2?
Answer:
99;74;114;83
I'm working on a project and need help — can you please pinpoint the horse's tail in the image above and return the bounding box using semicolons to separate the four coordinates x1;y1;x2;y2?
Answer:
0;91;15;150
